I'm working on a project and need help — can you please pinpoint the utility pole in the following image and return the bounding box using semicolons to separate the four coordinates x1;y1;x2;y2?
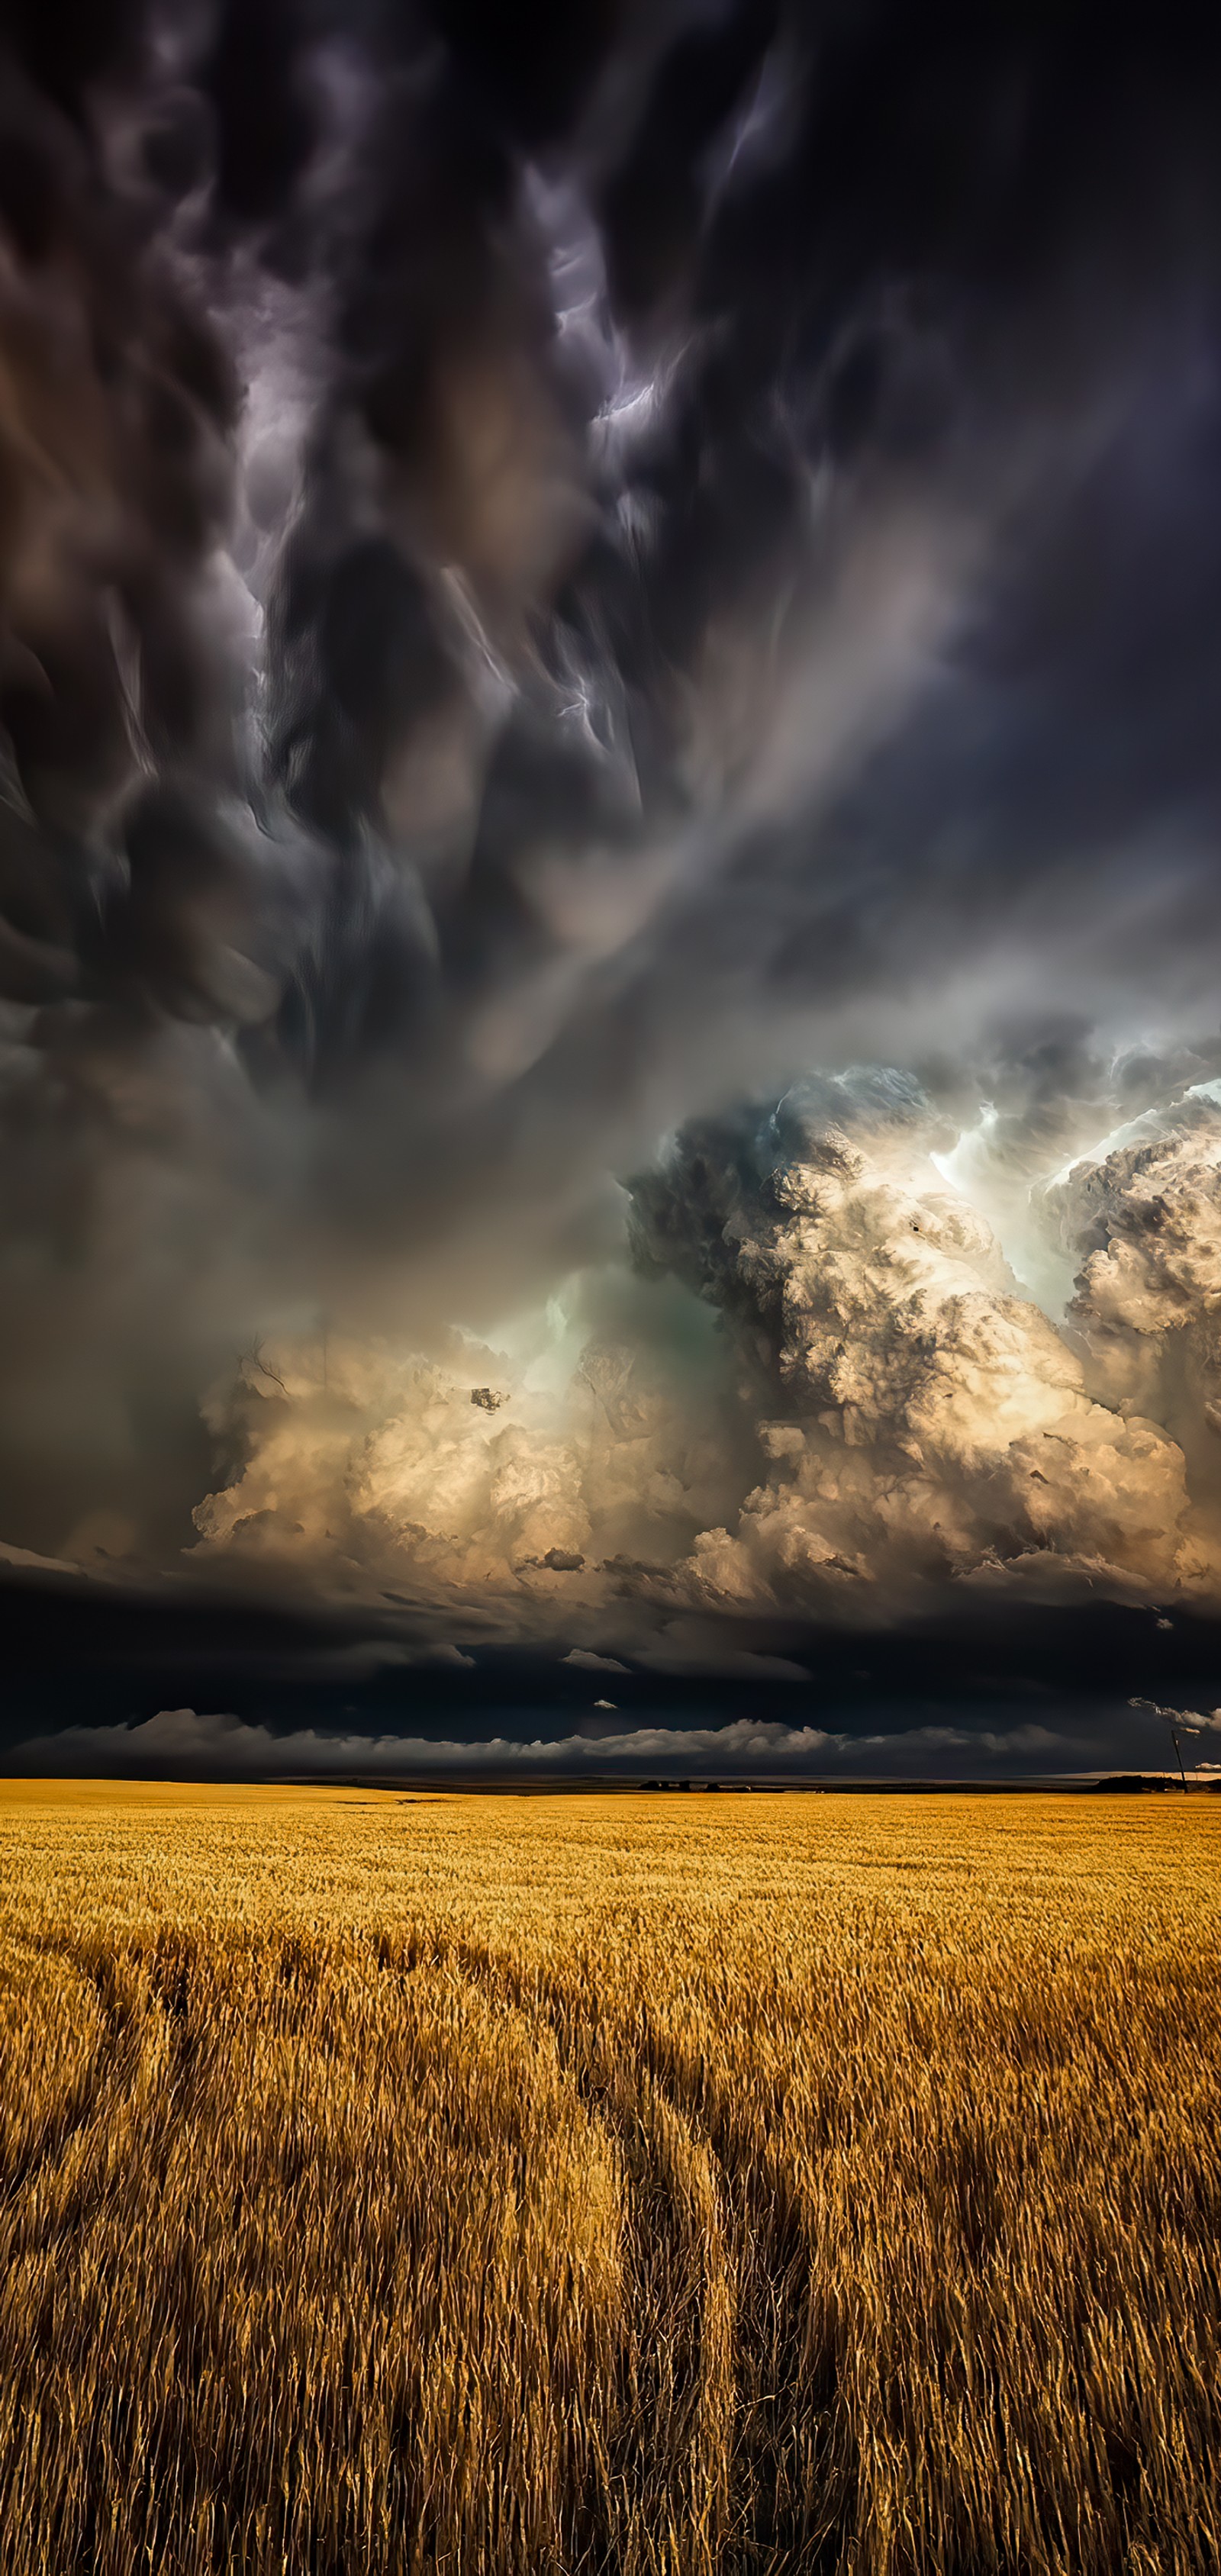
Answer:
1128;1697;1197;1792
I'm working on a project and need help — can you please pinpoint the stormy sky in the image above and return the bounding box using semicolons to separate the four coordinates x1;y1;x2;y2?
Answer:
5;0;1221;1778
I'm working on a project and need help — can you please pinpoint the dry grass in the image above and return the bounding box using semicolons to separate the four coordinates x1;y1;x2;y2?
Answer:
0;1784;1217;2576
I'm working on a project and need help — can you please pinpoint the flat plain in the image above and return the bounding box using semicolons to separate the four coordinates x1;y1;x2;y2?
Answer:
0;1782;1217;2576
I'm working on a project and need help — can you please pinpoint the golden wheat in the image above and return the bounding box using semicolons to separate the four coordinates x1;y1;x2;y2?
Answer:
0;1783;1216;2575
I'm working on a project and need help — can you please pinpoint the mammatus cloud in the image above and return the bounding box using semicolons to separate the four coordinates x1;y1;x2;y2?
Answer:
3;6;1221;1640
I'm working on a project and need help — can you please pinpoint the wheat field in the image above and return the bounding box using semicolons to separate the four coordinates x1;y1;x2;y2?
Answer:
0;1783;1217;2576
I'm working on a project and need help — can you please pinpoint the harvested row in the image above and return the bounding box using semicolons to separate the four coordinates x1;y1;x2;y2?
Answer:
0;1786;1217;2575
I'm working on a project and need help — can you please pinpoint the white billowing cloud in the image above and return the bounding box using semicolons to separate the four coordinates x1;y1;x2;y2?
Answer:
562;1649;630;1673
190;1272;754;1625
186;1071;1221;1633
1053;1103;1221;1433
636;1074;1221;1615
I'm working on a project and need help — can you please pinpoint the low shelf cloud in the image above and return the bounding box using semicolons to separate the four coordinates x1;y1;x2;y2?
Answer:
3;1706;1144;1785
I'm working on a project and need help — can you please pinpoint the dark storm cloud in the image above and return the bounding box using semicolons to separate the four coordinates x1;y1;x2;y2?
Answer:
6;1550;1221;1780
7;1705;1100;1782
3;2;1221;1577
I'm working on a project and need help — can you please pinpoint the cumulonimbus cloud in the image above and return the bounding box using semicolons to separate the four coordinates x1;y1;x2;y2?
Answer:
178;1061;1221;1642
3;4;1221;1637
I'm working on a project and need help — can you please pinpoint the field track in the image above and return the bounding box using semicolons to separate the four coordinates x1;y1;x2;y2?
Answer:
0;1785;1217;2575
